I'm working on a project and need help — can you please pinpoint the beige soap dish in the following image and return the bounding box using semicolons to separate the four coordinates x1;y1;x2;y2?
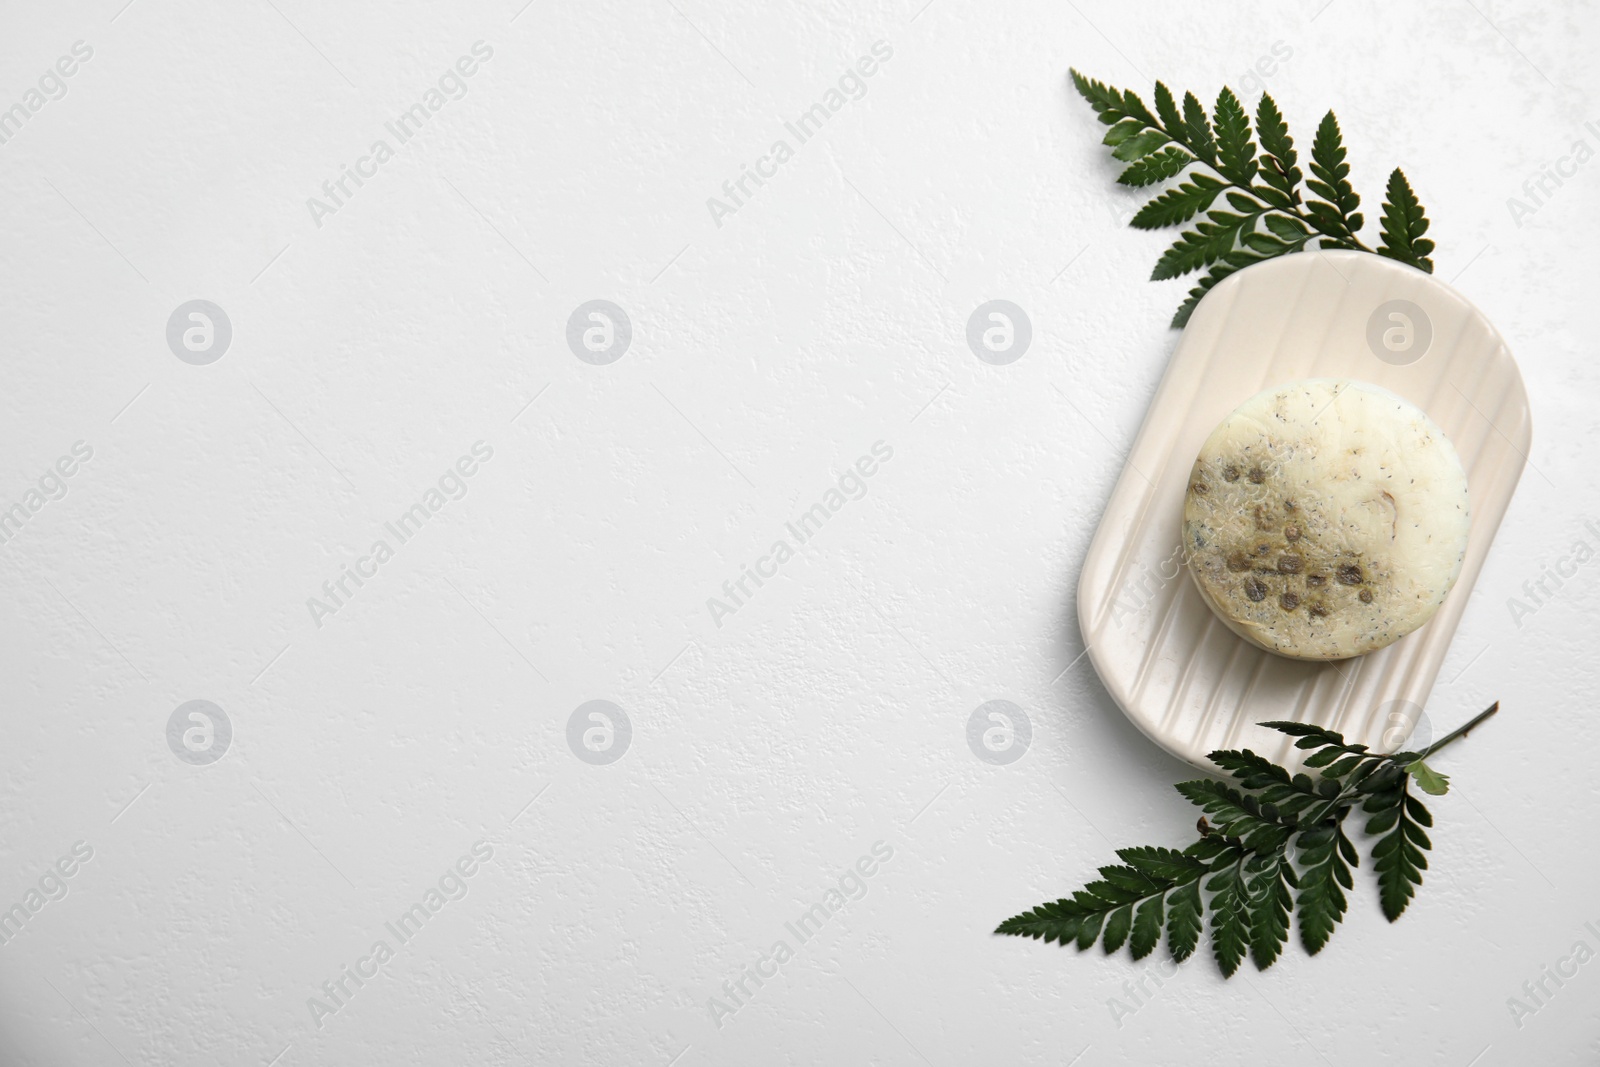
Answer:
1077;250;1531;770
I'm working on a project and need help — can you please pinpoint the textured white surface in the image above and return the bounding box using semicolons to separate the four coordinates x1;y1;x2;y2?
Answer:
1081;252;1526;768
0;1;1597;1064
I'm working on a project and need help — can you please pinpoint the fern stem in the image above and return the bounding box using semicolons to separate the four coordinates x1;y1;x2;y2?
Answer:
1417;702;1501;761
1298;764;1377;829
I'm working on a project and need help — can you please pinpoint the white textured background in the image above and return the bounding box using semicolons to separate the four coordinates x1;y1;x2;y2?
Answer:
1;0;1596;1063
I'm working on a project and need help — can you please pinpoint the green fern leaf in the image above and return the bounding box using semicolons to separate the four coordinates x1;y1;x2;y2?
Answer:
1306;111;1363;241
1294;822;1355;955
1117;846;1208;882
1131;175;1224;229
1069;69;1134;125
1112;129;1172;162
1153;81;1183;134
1254;94;1301;202
1212;87;1258;187
995;897;1090;945
1165;880;1203;963
1119;146;1194;186
1246;853;1295;970
1129;894;1166;960
1181;91;1217;166
1365;780;1431;921
1102;902;1134;954
1151;208;1261;281
1070;73;1444;328
1376;168;1436;273
998;705;1492;977
1206;861;1251;978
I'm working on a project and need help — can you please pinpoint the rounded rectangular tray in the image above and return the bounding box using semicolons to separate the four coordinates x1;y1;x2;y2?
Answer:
1077;250;1530;769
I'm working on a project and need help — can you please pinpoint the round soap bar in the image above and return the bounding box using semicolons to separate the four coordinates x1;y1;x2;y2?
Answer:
1182;379;1470;661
